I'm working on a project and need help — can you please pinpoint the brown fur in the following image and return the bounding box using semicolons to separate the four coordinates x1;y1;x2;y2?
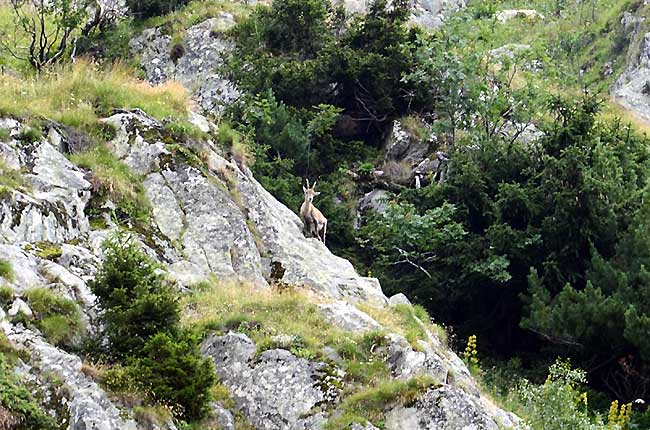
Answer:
300;180;327;244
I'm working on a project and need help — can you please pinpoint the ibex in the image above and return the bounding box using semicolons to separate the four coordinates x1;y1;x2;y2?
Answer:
300;179;327;244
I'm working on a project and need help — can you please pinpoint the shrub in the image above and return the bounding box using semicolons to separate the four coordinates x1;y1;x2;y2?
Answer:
0;128;10;142
127;332;215;421
508;359;609;430
0;354;58;430
89;232;179;359
24;287;84;347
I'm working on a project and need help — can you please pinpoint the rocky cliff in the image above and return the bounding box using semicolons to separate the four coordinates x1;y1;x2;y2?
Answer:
0;107;520;429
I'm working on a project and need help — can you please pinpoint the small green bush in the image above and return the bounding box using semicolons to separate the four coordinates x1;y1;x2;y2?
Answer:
507;360;609;430
127;332;215;421
0;354;58;430
0;259;14;282
35;242;63;261
71;144;151;225
24;287;84;347
90;233;179;359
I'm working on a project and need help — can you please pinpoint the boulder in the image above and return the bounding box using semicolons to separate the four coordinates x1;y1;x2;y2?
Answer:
388;293;411;306
385;385;517;430
1;322;138;430
317;301;384;333
201;332;341;430
8;298;33;319
210;402;235;430
129;16;240;113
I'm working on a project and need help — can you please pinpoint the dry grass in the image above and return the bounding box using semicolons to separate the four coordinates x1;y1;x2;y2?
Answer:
182;280;344;356
0;406;19;430
0;60;188;132
382;160;414;185
605;98;650;135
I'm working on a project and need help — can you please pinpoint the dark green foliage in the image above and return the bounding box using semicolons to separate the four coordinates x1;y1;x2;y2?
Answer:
227;0;427;130
127;332;215;420
361;96;650;399
0;354;58;430
126;0;189;19
90;232;213;421
90;232;179;359
24;287;84;347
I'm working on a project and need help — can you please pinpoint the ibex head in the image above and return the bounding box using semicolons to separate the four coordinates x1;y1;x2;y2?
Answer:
302;179;320;204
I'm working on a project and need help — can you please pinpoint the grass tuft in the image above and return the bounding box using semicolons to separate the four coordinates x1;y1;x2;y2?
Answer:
0;60;189;137
0;260;14;282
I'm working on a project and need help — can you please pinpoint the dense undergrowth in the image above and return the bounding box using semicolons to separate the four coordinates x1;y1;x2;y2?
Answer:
1;0;650;427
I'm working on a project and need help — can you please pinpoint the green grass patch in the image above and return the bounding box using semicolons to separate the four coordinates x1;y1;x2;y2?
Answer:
456;0;639;93
142;0;252;43
71;144;151;225
359;302;447;350
0;285;13;307
0;60;189;137
0;260;14;282
325;375;438;429
24;287;84;347
183;280;345;358
34;242;62;261
0;127;11;142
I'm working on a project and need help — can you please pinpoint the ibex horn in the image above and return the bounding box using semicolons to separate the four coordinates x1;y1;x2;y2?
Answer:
305;178;311;188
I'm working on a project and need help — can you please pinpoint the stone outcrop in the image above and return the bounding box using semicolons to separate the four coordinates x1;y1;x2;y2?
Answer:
0;111;519;430
200;332;336;430
612;12;650;122
336;0;466;28
130;16;239;113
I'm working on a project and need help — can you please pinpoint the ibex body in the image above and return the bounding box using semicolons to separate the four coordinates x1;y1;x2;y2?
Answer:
300;179;327;244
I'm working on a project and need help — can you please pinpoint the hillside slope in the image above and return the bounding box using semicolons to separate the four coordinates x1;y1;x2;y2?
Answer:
0;109;519;429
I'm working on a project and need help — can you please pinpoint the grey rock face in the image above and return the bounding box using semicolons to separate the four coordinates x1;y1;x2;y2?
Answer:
388;293;411;306
1;322;138;430
385;385;507;430
335;0;465;28
0;121;91;244
356;189;391;227
614;26;650;122
318;301;383;333
130;16;240;113
384;120;431;166
385;332;447;382
201;332;339;430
